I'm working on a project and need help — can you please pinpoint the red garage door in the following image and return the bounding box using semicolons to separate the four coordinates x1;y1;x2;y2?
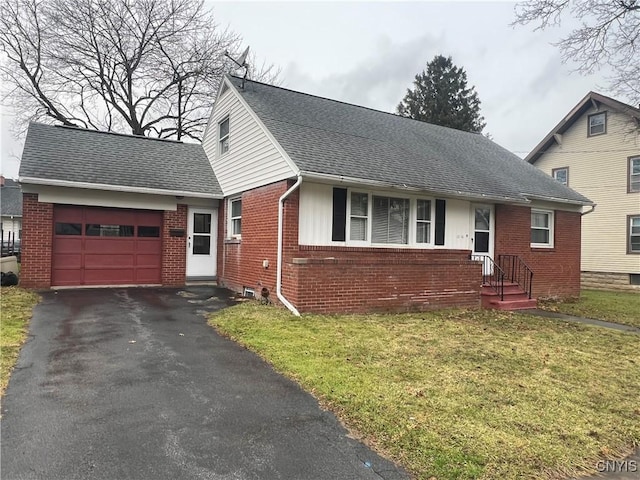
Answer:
52;205;162;286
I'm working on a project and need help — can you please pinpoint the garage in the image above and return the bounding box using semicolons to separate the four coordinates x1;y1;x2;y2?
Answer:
52;205;162;286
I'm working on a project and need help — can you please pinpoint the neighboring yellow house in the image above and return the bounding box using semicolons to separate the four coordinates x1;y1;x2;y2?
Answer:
527;92;640;290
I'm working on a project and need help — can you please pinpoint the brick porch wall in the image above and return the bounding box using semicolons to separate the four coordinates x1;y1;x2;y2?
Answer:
161;204;188;286
494;204;581;298
285;247;481;314
20;193;53;288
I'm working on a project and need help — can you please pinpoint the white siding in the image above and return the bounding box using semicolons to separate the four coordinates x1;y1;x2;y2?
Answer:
298;182;473;249
25;185;179;211
203;86;296;196
535;106;640;274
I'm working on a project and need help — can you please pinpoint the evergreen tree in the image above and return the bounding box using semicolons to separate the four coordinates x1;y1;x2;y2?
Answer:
397;55;486;133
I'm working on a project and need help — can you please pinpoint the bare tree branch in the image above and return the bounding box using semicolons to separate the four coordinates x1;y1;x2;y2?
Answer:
0;0;279;141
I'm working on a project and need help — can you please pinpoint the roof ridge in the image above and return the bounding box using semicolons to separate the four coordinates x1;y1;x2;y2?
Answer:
229;75;482;136
34;122;191;145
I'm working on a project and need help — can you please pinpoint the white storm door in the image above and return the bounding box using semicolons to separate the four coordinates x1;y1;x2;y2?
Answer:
471;204;494;275
186;207;217;278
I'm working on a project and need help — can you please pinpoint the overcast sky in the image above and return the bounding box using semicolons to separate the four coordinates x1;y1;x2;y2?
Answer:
0;0;614;179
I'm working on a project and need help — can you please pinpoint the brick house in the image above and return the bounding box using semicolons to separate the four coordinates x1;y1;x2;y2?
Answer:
18;75;592;313
526;92;640;290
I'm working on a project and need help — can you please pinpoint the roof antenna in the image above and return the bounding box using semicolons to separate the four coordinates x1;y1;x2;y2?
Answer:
225;46;250;89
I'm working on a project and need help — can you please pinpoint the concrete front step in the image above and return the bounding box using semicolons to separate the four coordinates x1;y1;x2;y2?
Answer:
487;298;538;310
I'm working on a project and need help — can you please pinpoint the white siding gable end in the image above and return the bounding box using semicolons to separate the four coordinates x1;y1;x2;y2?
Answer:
202;78;298;196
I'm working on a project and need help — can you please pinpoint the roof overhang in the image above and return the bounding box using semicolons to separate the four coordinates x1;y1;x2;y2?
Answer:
19;176;223;199
300;171;532;205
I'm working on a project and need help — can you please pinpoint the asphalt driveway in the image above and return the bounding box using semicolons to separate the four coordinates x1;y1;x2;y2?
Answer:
1;287;407;480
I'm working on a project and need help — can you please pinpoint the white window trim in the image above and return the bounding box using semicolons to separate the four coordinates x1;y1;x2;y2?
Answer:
629;157;640;193
552;167;568;186
342;189;434;248
227;196;242;239
531;209;554;248
219;116;230;157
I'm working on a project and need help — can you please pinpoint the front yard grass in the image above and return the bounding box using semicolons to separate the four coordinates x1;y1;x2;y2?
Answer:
1;287;40;396
539;289;640;329
210;303;640;480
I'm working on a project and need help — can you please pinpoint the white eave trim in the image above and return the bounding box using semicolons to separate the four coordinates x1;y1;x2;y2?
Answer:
19;176;223;199
300;171;531;205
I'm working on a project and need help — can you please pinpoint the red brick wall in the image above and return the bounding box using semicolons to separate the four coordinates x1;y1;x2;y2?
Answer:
219;181;481;313
218;182;289;297
161;204;188;286
287;247;481;314
495;204;581;298
20;193;53;288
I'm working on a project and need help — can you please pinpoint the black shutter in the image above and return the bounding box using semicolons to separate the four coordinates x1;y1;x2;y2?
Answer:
332;188;347;241
435;199;446;246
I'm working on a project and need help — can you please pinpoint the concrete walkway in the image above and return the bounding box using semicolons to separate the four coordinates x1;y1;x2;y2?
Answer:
521;309;640;335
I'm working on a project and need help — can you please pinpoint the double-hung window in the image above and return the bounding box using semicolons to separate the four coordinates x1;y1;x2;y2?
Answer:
219;117;230;155
629;157;640;193
229;197;241;238
416;199;432;244
588;112;606;136
629;216;640;253
349;192;368;241
552;167;568;186
531;209;554;247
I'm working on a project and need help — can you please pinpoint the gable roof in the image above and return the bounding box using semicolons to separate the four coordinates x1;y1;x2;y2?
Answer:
19;123;222;198
227;76;591;206
526;91;640;164
1;182;22;217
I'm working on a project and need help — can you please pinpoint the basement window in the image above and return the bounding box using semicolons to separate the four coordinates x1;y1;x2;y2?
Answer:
243;287;255;298
630;274;640;286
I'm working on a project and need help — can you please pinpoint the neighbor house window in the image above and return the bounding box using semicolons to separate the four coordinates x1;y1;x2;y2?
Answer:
372;196;410;244
219;117;230;155
416;199;432;243
349;192;368;241
229;197;241;238
531;210;554;247
588;112;606;136
629;216;640;253
629;157;640;193
552;167;568;186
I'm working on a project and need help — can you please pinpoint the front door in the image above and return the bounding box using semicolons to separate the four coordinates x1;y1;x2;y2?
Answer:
186;207;217;279
471;204;494;275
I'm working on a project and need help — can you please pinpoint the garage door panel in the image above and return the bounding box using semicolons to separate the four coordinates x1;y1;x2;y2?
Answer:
84;239;135;254
52;206;163;286
52;238;83;253
52;253;82;269
84;269;136;285
52;269;84;286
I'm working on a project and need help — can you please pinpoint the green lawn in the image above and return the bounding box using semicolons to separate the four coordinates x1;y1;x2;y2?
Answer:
539;289;640;328
1;287;40;396
210;303;640;480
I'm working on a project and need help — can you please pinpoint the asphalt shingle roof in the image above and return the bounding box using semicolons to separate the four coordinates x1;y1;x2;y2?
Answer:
230;76;592;205
20;123;221;197
1;183;22;216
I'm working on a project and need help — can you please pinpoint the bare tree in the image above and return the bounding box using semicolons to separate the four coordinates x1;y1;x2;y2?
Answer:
0;0;277;141
513;1;640;104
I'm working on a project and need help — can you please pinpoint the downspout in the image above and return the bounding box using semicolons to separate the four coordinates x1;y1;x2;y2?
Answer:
277;175;303;316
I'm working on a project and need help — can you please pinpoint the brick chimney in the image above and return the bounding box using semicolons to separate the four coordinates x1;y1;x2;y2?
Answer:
0;175;5;187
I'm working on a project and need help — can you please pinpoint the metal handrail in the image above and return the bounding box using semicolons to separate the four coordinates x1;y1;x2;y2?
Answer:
498;254;534;299
470;254;506;301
